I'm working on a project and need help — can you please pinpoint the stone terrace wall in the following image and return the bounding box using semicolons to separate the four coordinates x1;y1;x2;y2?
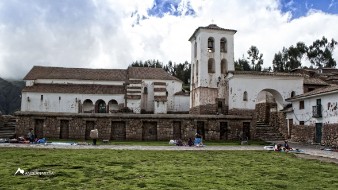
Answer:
323;124;338;147
15;112;254;141
189;104;217;115
291;125;315;143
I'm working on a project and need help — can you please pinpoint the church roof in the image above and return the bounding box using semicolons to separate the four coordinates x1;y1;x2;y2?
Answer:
24;66;181;82
22;84;125;94
127;67;181;82
303;77;328;86
233;71;303;77
286;84;338;101
24;66;127;81
188;24;237;41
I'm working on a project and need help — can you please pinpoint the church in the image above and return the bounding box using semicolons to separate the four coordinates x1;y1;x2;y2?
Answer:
14;24;337;144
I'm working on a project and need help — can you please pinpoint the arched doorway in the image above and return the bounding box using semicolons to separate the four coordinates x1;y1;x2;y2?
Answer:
255;89;285;140
83;99;94;113
95;99;107;113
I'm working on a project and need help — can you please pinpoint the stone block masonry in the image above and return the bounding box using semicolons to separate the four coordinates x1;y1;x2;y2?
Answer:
15;112;254;141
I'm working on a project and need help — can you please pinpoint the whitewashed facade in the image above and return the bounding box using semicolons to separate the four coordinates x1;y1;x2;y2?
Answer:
286;85;338;125
21;66;189;114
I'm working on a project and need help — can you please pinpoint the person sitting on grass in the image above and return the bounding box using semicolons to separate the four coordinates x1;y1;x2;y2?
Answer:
284;140;292;150
274;144;282;151
187;138;194;147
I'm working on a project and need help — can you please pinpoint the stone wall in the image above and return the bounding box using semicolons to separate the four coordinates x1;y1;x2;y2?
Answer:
322;124;338;147
189;104;217;115
290;125;315;143
15;112;254;141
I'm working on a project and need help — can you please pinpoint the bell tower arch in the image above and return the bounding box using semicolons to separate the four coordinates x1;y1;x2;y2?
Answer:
189;24;236;114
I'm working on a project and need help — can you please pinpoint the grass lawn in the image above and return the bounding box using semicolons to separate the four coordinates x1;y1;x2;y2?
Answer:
1;148;338;190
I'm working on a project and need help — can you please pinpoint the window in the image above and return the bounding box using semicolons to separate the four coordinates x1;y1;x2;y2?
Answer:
166;91;169;97
220;38;227;53
194;42;197;58
40;95;43;101
299;100;304;109
221;59;227;74
299;121;304;125
207;37;214;52
59;96;61;101
208;58;215;73
291;91;295;97
243;91;248;101
196;60;199;76
144;87;148;94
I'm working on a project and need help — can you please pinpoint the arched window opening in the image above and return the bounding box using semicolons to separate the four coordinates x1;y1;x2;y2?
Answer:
95;99;107;113
166;91;169;97
220;38;227;53
194;42;197;58
83;99;94;113
196;60;199;76
208;37;214;52
208;58;215;73
144;87;148;94
108;99;119;113
291;91;295;98
243;91;248;101
221;59;227;74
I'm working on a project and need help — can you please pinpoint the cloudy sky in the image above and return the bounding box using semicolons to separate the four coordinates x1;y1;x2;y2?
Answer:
0;0;338;79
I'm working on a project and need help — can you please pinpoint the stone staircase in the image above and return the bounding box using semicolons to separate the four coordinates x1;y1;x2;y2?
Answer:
0;117;16;139
255;122;284;141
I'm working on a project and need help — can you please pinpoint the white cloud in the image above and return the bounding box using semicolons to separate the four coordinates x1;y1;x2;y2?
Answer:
0;0;338;79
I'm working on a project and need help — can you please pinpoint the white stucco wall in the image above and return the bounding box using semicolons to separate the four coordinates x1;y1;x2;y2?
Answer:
228;74;303;110
127;99;141;114
173;95;190;112
190;29;235;89
287;92;338;125
21;92;124;113
139;79;183;112
154;101;167;114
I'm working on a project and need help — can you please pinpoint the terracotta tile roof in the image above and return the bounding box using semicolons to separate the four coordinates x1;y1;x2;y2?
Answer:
154;88;166;92
189;24;237;41
303;77;328;85
128;67;181;81
233;71;303;77
126;95;141;99
22;84;125;94
153;82;167;85
23;66;127;81
154;96;167;102
286;85;338;101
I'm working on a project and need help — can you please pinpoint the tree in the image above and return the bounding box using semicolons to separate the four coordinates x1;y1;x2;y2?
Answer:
272;50;286;72
234;55;251;71
307;36;337;68
163;61;191;84
130;59;163;68
286;42;308;70
272;42;308;72
247;46;263;71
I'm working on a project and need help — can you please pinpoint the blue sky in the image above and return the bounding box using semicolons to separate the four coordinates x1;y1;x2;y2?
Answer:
0;0;338;79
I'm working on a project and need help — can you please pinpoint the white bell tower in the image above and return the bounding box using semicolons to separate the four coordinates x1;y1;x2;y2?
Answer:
189;24;236;114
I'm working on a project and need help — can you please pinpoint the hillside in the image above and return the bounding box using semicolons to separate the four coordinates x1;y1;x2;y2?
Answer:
0;78;24;115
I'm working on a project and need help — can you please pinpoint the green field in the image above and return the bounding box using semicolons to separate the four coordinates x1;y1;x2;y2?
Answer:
1;148;338;190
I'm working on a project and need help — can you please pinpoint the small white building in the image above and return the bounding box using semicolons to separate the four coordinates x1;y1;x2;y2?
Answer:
285;85;338;143
21;66;189;114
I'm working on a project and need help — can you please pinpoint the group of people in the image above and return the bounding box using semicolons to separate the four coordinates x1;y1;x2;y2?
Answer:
174;133;204;147
274;140;293;152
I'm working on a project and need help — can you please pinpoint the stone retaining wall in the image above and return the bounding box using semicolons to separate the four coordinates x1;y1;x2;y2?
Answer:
15;112;254;141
